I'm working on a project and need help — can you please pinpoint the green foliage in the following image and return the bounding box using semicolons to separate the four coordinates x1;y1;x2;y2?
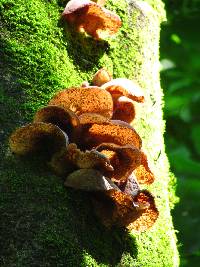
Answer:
160;1;200;266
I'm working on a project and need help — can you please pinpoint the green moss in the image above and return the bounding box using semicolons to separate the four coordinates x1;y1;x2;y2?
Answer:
0;0;179;266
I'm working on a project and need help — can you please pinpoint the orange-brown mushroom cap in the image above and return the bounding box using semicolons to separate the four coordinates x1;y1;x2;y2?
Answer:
64;169;120;191
62;0;122;40
127;190;159;232
92;68;112;87
49;87;113;119
134;151;155;184
96;143;141;183
101;78;145;103
92;189;158;231
9;122;68;157
80;118;142;149
112;96;136;123
33;105;80;142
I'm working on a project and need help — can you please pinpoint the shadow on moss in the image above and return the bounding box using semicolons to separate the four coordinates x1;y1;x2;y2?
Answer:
60;21;110;71
0;155;138;266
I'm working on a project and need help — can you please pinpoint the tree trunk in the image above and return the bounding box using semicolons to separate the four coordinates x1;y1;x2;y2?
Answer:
0;0;179;266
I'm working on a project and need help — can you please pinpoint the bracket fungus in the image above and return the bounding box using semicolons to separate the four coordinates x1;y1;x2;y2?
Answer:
134;151;155;184
80;117;142;149
112;96;136;123
9;122;68;157
33;105;80;142
92;188;158;232
96;143;141;183
49;87;113;119
101;78;145;103
50;143;113;176
62;0;122;40
9;70;158;232
64;169;119;191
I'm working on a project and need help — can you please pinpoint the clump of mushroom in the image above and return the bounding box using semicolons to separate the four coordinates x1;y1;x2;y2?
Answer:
9;69;158;232
62;0;122;40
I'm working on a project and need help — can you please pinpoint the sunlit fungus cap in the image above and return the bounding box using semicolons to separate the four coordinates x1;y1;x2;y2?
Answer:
64;169;120;191
127;190;159;232
9;122;68;157
134;151;155;184
79;112;109;125
33;105;80;142
112;96;136;123
49;87;113;119
80;119;142;149
62;0;122;40
96;143;141;183
101;78;145;103
92;68;112;87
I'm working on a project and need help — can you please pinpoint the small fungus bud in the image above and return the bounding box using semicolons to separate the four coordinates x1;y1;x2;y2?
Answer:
92;68;112;87
101;78;145;103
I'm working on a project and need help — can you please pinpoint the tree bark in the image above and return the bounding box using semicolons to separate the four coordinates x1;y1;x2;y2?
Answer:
0;0;179;266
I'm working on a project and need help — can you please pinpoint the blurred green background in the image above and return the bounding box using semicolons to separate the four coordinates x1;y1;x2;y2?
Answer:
160;1;200;266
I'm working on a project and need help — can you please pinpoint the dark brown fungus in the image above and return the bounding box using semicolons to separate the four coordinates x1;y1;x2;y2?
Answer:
92;189;158;232
9;122;68;157
49;87;113;119
80;119;142;149
64;169;120;191
101;78;145;103
33;105;80;142
134;151;155;184
112;96;136;123
96;143;141;183
92;68;112;87
62;0;122;40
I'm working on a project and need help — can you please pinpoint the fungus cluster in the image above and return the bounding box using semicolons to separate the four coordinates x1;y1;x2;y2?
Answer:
62;0;122;40
9;69;158;232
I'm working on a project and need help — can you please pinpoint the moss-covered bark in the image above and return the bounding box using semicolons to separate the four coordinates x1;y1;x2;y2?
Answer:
0;0;179;266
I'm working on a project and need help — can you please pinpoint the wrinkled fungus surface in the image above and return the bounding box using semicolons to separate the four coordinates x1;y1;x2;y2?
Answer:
9;69;158;232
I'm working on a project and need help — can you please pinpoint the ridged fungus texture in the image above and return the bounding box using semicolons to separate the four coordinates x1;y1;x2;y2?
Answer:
62;0;121;40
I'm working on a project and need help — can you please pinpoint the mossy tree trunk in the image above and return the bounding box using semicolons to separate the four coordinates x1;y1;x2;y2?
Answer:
0;0;179;266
